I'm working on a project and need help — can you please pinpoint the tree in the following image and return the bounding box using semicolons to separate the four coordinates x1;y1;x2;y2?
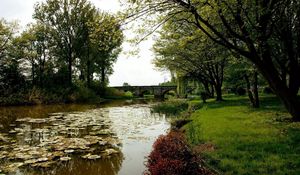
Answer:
0;20;25;95
125;0;300;121
0;19;17;59
153;22;228;101
123;82;130;86
88;13;124;89
225;57;263;108
34;0;97;85
16;23;54;87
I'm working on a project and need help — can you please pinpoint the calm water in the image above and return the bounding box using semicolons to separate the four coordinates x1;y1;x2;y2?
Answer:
0;100;170;175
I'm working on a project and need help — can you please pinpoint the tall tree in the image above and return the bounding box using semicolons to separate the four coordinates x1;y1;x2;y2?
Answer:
16;23;54;87
153;22;228;101
125;0;300;121
34;0;96;85
0;20;25;94
88;13;124;89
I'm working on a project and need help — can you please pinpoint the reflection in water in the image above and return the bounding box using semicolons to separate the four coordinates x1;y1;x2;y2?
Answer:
0;100;169;175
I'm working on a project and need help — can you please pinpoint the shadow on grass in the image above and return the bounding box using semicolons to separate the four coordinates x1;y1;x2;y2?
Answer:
205;95;287;113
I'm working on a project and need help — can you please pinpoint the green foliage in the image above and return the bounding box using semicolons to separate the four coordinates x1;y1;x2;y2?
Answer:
186;95;300;174
124;0;300;120
103;88;134;99
188;101;202;112
0;0;124;105
152;99;189;115
124;91;133;97
69;82;100;103
123;82;130;86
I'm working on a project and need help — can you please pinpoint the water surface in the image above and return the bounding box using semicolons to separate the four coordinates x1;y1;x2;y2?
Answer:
0;100;170;175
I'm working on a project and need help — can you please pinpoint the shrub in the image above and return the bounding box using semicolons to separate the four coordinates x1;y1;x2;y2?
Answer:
188;101;202;112
124;91;133;97
145;131;209;175
152;99;189;115
236;87;246;96
71;83;100;103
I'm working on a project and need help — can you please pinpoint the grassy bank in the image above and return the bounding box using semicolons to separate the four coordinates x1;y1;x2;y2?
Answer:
186;95;300;174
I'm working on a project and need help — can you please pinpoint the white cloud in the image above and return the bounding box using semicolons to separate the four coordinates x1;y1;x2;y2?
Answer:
0;0;170;86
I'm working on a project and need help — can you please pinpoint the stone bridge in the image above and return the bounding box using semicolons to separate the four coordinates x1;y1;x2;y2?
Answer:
112;86;178;98
112;85;196;98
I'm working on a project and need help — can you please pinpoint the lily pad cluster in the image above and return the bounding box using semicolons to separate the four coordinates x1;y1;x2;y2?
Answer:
0;110;121;174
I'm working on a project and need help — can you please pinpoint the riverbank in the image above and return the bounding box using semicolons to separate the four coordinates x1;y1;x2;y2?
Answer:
0;86;134;106
185;95;300;174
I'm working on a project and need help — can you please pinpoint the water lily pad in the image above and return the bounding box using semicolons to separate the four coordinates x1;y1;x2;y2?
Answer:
16;118;31;122
28;119;47;124
98;141;108;146
60;157;71;161
8;130;17;134
52;151;64;158
37;157;49;162
2;162;24;173
31;161;55;168
15;153;33;160
81;153;101;160
0;134;10;142
64;149;74;154
24;159;39;164
102;148;119;156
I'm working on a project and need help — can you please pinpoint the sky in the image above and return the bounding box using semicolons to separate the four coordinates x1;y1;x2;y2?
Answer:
0;0;170;86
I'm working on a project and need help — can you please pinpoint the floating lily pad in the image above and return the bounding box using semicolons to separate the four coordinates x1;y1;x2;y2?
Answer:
102;148;119;156
81;153;101;160
60;157;71;161
64;149;74;154
24;159;39;164
31;161;55;168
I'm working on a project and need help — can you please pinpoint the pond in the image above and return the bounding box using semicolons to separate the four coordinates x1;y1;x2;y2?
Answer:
0;99;170;175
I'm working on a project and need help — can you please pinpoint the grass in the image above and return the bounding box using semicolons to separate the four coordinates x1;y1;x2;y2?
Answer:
186;94;300;175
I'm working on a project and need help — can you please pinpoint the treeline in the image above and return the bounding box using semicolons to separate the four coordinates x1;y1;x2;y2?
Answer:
153;21;264;107
124;0;300;121
0;0;123;105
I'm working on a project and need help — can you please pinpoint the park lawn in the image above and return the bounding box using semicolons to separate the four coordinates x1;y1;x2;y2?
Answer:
186;95;300;175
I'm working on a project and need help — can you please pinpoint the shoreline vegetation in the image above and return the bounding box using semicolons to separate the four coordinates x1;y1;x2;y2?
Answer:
149;94;300;175
0;87;135;107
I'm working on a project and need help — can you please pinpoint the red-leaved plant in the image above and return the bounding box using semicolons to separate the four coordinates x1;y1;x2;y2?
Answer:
145;131;209;175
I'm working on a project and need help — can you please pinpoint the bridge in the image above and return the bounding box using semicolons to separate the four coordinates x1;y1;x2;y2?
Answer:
112;86;178;98
112;85;196;98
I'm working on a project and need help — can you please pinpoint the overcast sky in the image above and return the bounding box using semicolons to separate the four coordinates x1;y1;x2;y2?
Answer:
0;0;170;86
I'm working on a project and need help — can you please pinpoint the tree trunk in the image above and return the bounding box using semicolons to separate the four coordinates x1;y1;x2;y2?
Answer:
86;43;91;88
215;84;223;101
203;81;212;98
257;56;300;121
101;66;105;86
67;48;72;86
252;71;260;108
87;59;91;88
276;87;300;121
210;83;215;98
244;74;255;106
31;61;35;86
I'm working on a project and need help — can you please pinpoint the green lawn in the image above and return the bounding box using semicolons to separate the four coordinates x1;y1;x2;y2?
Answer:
186;95;300;175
